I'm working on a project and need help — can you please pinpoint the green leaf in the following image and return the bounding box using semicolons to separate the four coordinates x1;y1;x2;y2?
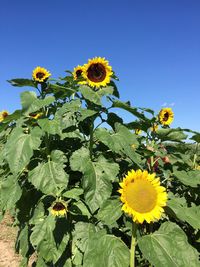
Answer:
83;233;130;267
17;225;29;257
63;188;84;200
2;110;22;124
167;196;200;229
48;83;77;97
70;148;119;212
78;109;97;122
95;124;141;167
8;78;37;88
157;128;188;142
38;118;62;136
5;127;42;174
96;198;122;226
20;91;55;114
190;133;200;143
80;85;113;106
0;175;22;210
28;160;69;195
112;100;150;121
138;221;199;267
173;170;200;187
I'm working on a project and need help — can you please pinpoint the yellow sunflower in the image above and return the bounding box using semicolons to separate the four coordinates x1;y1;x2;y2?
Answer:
158;108;174;126
29;112;43;120
32;66;51;83
0;110;9;122
118;169;167;224
135;129;142;135
49;200;68;217
82;57;113;88
72;65;86;85
150;123;159;132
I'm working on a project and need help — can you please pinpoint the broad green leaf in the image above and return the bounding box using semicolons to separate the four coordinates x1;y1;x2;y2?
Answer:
28;160;68;195
83;233;130;267
0;175;22;210
38;118;62;135
48;83;77;97
190;133;200;143
80;85;113;106
21;91;37;110
70;148;119;212
96;198;122;226
71;200;91;218
173;170;200;187
95;124;141;167
167;196;200;229
8;78;37;88
112;99;150;121
5;127;42;174
157;128;188;142
63;188;84;200
78;109;97;122
20;91;55;114
138;222;199;267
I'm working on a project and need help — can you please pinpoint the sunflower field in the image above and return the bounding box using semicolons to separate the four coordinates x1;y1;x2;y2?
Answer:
0;57;200;267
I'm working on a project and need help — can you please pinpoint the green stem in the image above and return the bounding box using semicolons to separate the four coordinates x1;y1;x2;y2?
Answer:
89;120;94;159
130;222;137;267
193;143;199;169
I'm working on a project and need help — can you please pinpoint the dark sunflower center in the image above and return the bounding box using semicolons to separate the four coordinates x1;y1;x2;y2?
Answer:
53;202;66;211
76;69;82;77
163;112;169;121
36;72;45;79
87;63;106;82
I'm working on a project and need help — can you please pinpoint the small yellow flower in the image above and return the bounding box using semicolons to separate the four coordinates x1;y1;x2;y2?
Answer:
195;165;200;170
32;66;51;83
151;123;159;132
118;169;168;224
49;200;68;217
72;65;86;85
131;144;136;150
0;110;9;122
82;57;113;88
135;129;142;135
158;108;174;126
29;112;43;120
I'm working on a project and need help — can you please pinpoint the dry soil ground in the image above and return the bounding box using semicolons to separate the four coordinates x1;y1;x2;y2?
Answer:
0;214;20;267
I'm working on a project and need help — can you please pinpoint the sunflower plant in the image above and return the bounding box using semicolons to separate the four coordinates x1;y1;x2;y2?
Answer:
0;57;199;267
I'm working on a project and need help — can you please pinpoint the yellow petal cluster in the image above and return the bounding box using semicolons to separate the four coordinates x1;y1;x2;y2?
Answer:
32;66;51;83
0;110;9;122
158;108;174;126
119;169;167;224
50;200;68;217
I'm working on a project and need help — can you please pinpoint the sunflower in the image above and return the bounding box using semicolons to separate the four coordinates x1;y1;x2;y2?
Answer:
29;112;43;120
158;108;174;126
72;65;86;85
0;110;9;122
82;57;113;88
49;200;68;217
135;129;142;135
118;169;167;224
150;123;159;132
32;66;51;83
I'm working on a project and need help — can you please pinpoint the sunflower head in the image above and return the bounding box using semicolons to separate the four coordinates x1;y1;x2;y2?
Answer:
72;65;86;85
0;110;9;122
32;66;51;83
118;169;167;224
135;129;142;135
50;200;68;217
158;108;174;126
82;57;113;88
29;112;43;120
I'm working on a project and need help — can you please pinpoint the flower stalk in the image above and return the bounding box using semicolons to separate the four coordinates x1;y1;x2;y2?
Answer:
130;222;137;267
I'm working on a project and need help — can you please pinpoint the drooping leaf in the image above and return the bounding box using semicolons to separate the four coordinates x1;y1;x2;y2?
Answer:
138;221;199;267
157;128;188;142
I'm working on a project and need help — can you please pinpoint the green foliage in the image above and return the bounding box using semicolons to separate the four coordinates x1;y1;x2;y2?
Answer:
0;64;199;266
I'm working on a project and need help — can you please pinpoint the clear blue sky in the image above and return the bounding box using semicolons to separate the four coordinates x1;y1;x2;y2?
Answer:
0;0;200;131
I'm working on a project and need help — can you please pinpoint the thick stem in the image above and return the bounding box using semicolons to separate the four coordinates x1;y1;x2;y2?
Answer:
130;222;137;267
